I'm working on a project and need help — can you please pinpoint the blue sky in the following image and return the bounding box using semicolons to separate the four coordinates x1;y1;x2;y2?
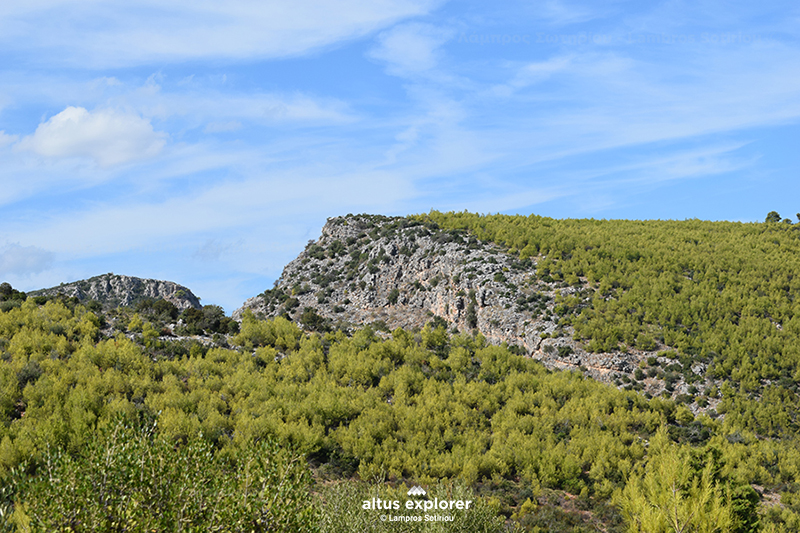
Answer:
2;0;800;312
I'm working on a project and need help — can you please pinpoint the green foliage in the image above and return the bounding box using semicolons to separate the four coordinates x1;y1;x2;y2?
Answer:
0;284;25;305
178;304;238;335
387;288;400;305
0;283;26;313
3;296;800;530
3;421;317;532
418;211;800;429
300;307;331;332
466;290;478;329
618;427;733;533
0;303;676;495
233;310;302;350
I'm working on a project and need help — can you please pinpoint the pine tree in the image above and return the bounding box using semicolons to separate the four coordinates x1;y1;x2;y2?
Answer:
618;427;733;533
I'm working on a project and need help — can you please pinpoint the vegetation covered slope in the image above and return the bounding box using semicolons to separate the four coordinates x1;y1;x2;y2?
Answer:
1;297;800;531
238;213;800;423
419;212;800;432
236;215;649;394
4;210;800;531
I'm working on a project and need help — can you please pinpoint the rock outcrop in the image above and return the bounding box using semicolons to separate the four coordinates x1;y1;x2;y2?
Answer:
30;273;202;311
234;214;645;381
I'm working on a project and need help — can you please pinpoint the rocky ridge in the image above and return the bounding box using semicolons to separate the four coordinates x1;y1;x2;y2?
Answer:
30;273;202;312
235;214;721;410
234;214;655;383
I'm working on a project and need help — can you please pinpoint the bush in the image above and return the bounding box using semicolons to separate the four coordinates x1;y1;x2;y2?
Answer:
0;283;25;303
300;307;330;332
3;421;318;532
466;291;478;329
387;288;400;305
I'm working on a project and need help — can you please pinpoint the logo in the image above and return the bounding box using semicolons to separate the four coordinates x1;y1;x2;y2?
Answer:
407;486;427;497
363;486;472;524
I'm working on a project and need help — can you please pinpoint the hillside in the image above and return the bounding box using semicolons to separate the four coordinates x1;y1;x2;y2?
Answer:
419;212;800;435
235;216;627;366
0;294;764;532
236;215;542;335
4;212;800;530
29;273;202;311
234;214;721;410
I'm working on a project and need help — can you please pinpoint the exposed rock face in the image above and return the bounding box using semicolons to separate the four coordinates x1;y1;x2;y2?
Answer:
234;214;644;381
30;274;202;311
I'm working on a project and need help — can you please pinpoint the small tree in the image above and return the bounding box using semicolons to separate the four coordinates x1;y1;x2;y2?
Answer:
618;427;733;533
387;288;400;305
300;307;329;332
466;290;478;329
765;211;781;223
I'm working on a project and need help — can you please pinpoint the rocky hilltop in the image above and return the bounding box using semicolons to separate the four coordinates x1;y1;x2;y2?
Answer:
235;214;645;381
30;273;202;311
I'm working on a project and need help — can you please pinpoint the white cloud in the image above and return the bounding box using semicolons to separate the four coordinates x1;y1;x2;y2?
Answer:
17;106;166;166
0;244;54;277
491;55;577;97
0;131;18;147
3;155;421;264
0;0;442;68
369;23;453;77
476;40;800;167
542;142;754;194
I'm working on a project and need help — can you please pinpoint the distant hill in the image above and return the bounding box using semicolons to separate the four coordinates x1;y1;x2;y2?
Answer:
29;273;202;311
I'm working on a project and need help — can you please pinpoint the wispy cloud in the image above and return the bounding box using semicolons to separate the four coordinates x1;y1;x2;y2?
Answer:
369;23;454;77
2;0;800;309
0;243;54;277
474;40;800;164
204;121;242;133
0;0;443;68
1;73;356;132
537;0;602;26
132;87;356;125
193;239;239;262
0;131;18;147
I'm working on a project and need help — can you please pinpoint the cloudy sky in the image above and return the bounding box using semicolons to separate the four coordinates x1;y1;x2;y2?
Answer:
2;1;799;311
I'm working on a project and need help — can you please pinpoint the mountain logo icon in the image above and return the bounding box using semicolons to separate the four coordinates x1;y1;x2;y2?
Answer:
407;486;427;497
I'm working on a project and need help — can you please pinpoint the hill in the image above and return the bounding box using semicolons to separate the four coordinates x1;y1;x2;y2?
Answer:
4;212;800;530
29;273;202;311
234;215;633;375
234;214;739;413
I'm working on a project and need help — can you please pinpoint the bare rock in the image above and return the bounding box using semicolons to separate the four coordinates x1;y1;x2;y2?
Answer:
30;273;202;311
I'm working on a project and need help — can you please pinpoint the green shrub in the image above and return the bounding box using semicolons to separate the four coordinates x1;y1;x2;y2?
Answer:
3;421;318;532
387;289;400;305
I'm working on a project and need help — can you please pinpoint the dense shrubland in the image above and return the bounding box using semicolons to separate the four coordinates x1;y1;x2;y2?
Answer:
420;212;800;426
3;211;800;530
0;293;799;531
1;422;316;531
